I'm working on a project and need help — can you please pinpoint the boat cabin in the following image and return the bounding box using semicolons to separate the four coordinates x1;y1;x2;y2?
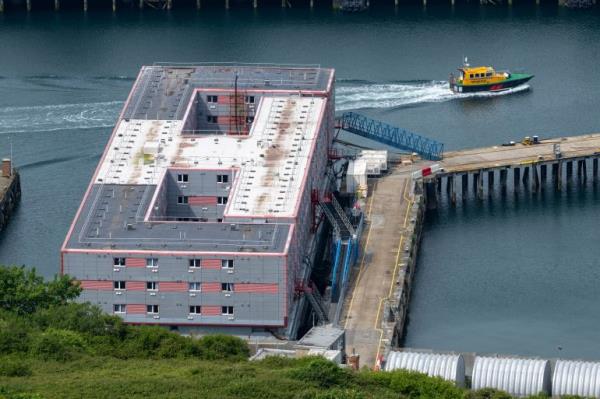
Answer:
456;66;508;86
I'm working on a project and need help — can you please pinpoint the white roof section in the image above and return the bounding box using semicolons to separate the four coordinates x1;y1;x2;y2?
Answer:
384;351;465;387
95;96;326;219
472;356;551;397
553;360;600;398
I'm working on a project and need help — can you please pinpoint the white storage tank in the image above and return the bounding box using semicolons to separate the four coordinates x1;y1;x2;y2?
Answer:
472;356;551;397
553;359;600;398
384;351;466;387
346;159;367;195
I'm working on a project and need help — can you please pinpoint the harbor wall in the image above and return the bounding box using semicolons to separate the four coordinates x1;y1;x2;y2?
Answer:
0;165;21;234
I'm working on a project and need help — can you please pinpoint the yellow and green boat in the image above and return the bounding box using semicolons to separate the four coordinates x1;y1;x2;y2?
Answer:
449;60;533;93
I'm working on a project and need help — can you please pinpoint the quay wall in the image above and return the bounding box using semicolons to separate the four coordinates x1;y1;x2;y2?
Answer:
0;169;21;234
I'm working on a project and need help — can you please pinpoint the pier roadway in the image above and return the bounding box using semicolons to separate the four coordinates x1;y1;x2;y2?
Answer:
342;170;412;369
440;133;600;173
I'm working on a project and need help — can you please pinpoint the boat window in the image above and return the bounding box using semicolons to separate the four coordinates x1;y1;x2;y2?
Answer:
486;72;492;77
469;74;473;78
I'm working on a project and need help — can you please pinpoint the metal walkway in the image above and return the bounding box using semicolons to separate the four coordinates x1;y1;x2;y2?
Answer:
337;112;444;161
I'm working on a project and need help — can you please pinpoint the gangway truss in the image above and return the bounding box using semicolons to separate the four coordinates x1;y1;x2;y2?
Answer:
337;112;444;161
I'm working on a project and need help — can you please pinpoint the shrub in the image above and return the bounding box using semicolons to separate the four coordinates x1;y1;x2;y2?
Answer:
388;370;464;399
0;266;80;315
195;334;249;361
0;357;32;377
0;312;32;354
30;328;87;361
466;388;513;399
289;357;352;388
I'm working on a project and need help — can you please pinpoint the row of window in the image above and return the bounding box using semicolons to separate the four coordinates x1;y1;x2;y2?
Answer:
469;72;493;79
113;304;234;316
176;174;230;183
113;281;234;292
113;258;235;269
206;95;255;104
177;196;228;205
206;116;254;124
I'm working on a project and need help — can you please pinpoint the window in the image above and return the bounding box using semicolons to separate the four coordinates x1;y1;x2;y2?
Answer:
147;281;158;291
147;305;159;314
189;259;201;268
217;218;223;223
114;304;126;313
207;95;218;103
177;174;188;183
189;305;202;314
189;282;201;291
217;196;228;205
246;116;254;124
469;74;473;78
113;257;126;267
486;72;492;77
177;196;188;205
245;95;255;104
221;259;234;269
114;281;126;290
217;174;229;183
207;115;218;124
222;306;234;316
221;283;234;292
146;258;159;268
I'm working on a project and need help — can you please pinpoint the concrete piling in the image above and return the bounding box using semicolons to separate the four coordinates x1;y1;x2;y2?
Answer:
566;161;573;179
487;170;494;196
310;0;313;7
540;164;547;181
500;169;508;192
557;161;563;190
477;170;483;199
522;166;530;187
1;0;4;12
594;158;599;178
54;0;59;10
514;167;520;189
26;0;31;11
225;0;229;8
462;174;468;199
112;0;116;11
84;0;88;11
532;164;540;192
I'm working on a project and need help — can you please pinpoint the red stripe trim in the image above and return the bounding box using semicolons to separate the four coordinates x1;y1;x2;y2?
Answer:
127;281;146;291
234;283;278;293
201;259;222;269
202;306;221;315
126;258;146;267
188;196;218;206
202;282;221;292
160;282;188;292
79;280;113;290
127;304;147;314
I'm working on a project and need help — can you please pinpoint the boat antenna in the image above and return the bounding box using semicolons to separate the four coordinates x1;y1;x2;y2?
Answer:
464;56;469;67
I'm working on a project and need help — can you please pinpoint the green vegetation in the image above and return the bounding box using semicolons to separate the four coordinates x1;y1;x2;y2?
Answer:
0;266;572;398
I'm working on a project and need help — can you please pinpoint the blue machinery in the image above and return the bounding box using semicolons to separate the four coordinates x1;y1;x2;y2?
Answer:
337;112;444;161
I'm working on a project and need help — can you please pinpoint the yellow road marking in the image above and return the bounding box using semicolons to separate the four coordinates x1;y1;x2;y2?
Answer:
343;180;377;330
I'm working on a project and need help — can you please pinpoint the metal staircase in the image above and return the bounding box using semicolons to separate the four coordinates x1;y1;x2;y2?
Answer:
305;282;329;323
319;194;354;241
337;111;444;161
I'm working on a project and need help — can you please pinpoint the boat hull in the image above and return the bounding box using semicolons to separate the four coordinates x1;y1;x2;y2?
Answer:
450;74;533;94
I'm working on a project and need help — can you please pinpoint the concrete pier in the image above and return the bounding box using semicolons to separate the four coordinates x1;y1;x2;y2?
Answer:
343;132;600;368
0;159;21;234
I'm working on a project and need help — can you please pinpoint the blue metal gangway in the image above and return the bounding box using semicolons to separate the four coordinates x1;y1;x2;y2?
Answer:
337;112;444;161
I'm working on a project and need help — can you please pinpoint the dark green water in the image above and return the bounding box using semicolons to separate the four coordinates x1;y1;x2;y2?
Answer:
1;6;600;359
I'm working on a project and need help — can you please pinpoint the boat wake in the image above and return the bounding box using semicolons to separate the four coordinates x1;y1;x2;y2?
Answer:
0;101;123;135
335;80;530;111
